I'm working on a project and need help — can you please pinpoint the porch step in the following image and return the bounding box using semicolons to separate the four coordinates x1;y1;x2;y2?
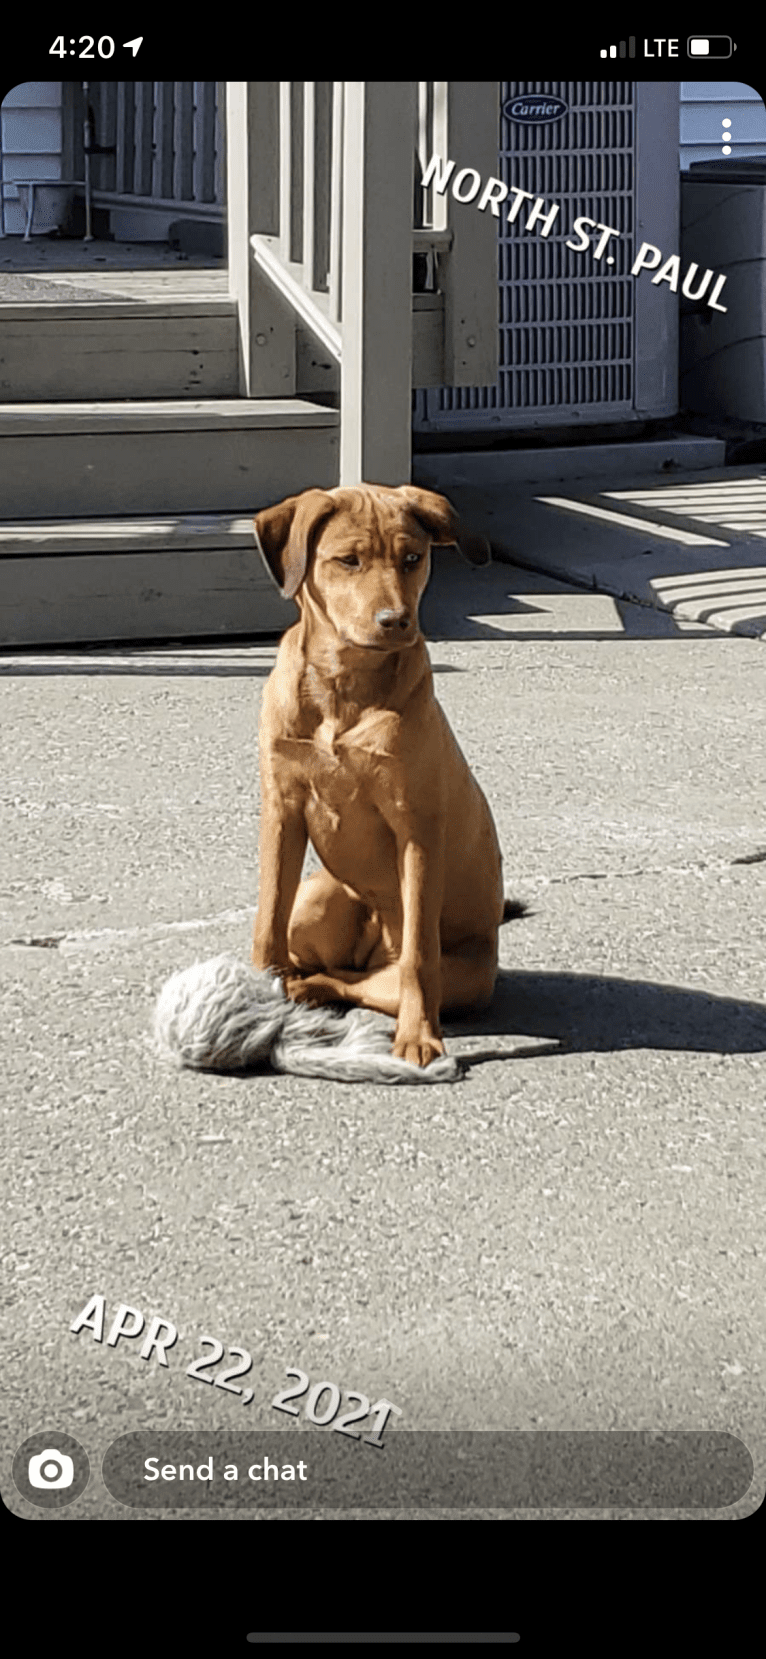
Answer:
0;273;342;401
0;395;339;645
0;509;298;647
0;397;339;518
0;284;239;399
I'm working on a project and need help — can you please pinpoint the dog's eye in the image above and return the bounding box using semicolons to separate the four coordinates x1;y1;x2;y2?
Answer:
403;553;421;569
338;555;361;568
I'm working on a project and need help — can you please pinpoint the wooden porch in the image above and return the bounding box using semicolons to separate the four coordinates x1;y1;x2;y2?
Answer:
0;82;499;645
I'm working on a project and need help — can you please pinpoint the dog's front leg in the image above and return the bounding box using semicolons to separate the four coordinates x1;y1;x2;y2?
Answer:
394;828;445;1067
252;775;307;978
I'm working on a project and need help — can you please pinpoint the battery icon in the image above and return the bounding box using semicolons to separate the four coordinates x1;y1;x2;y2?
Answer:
688;37;735;57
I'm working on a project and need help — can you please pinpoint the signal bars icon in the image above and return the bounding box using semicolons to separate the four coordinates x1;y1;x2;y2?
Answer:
600;38;637;57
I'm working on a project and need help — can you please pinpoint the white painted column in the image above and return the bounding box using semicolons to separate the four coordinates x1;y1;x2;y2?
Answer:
340;82;416;485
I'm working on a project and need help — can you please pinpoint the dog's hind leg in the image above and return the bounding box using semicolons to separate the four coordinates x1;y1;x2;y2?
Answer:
287;868;380;973
284;935;499;1066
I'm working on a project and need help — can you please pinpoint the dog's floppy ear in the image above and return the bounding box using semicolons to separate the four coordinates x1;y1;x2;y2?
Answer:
395;484;491;567
254;489;337;599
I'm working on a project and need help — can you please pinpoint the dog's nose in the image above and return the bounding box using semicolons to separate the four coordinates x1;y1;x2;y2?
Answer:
375;607;411;632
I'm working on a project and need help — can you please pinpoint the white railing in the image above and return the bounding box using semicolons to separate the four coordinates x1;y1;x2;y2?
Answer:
227;82;499;485
84;81;224;216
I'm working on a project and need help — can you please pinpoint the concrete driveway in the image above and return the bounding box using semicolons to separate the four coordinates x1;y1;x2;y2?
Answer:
2;536;764;1522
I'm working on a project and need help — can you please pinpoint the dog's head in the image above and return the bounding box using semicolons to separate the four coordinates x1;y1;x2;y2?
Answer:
254;483;490;652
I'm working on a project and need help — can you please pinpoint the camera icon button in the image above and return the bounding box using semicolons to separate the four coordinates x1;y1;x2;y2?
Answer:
13;1432;90;1508
29;1448;75;1488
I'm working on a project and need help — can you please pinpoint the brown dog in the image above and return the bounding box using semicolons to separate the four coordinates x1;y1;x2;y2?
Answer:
252;483;513;1069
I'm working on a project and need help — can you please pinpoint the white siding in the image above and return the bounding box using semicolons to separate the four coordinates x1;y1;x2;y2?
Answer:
0;82;64;235
680;81;766;169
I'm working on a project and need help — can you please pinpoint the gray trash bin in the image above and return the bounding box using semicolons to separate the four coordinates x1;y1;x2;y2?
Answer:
680;158;766;421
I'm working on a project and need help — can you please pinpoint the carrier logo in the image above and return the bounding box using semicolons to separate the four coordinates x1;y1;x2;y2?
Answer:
503;96;568;125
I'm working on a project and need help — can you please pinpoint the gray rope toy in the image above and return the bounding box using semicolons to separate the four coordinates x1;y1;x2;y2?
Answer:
154;954;462;1084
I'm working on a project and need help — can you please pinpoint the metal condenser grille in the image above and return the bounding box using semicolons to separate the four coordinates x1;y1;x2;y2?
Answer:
422;81;637;426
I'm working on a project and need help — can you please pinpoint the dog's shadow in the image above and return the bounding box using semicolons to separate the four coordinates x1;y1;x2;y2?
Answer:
441;967;766;1067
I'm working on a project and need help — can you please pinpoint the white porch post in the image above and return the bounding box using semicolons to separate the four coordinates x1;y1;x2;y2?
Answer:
442;82;499;387
340;82;416;486
226;82;295;397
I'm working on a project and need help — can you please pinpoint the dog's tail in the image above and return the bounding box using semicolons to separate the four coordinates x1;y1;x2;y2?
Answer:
501;897;529;924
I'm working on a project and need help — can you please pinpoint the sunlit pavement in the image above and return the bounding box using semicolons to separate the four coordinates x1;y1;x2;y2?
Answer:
416;452;766;639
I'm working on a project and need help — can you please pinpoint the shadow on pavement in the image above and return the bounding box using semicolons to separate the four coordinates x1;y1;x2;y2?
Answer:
444;968;766;1055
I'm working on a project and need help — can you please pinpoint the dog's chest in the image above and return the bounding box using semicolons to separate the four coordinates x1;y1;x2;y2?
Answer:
277;709;401;832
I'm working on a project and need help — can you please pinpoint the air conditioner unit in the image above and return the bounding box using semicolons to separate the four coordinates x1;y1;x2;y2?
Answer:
414;82;679;434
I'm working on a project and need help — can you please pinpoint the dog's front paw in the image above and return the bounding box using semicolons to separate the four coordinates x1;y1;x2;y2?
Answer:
392;1025;446;1068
